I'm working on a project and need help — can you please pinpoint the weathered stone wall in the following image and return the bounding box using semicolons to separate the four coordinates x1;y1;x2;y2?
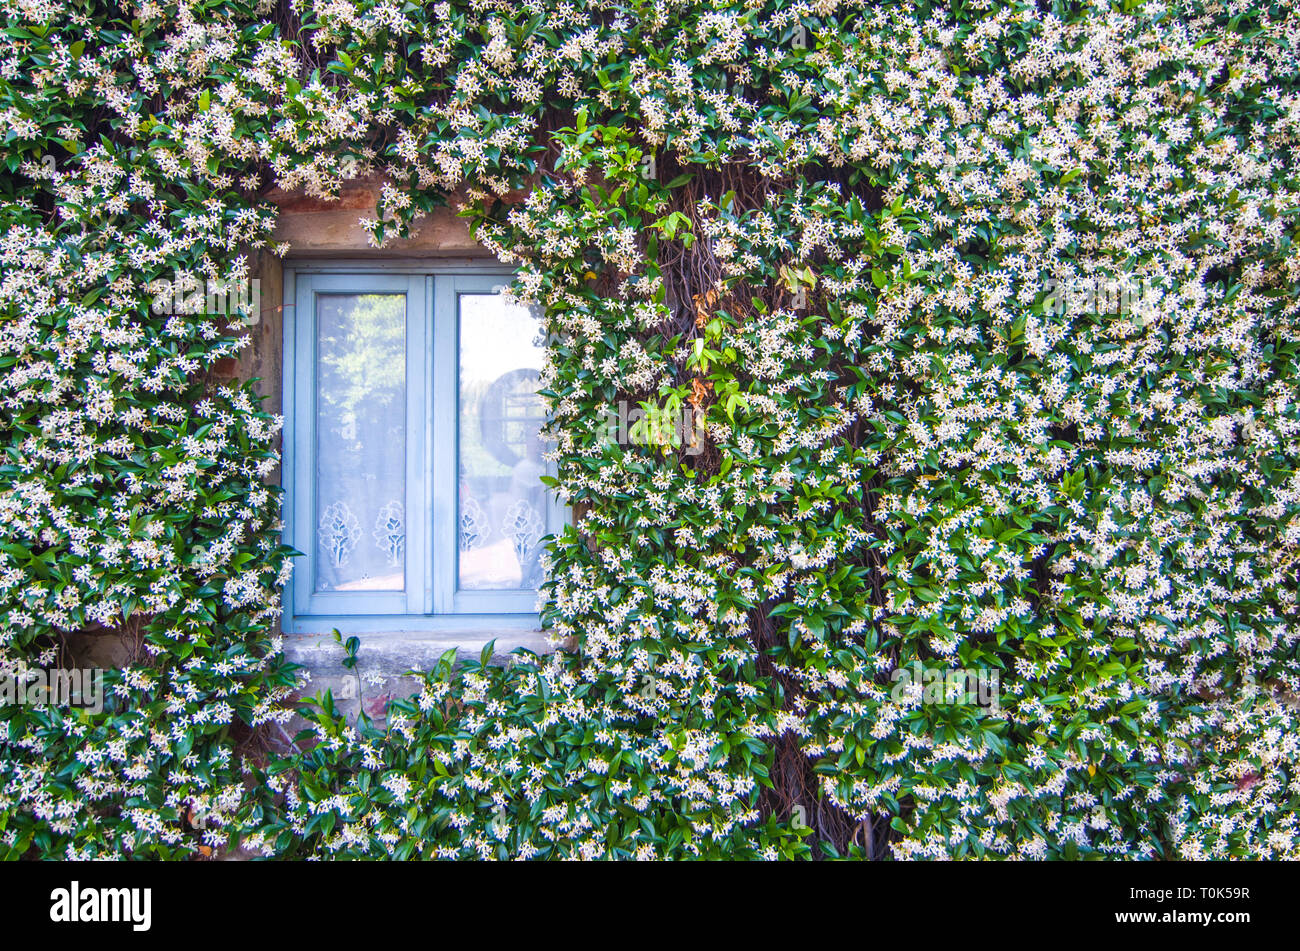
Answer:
263;178;485;257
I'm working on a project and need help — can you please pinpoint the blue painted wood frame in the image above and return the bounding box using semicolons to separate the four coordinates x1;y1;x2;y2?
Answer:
281;263;561;635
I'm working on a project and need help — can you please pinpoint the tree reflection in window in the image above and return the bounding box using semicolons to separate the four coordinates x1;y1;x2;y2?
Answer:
458;294;547;590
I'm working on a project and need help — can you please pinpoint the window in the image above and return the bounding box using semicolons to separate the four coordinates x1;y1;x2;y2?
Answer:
281;264;560;633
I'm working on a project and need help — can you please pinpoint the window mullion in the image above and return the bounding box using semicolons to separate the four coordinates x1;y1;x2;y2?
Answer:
404;275;427;615
421;274;435;615
430;275;458;614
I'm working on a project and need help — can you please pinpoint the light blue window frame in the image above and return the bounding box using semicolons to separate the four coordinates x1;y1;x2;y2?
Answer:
282;261;561;635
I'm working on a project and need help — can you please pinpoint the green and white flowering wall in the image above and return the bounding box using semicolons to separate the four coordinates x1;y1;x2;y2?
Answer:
1;0;1298;859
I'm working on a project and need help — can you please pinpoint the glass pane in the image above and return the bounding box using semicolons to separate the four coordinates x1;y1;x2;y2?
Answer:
315;293;405;592
458;293;547;590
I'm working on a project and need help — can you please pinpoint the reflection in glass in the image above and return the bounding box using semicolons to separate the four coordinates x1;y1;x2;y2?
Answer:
315;294;405;592
458;293;546;590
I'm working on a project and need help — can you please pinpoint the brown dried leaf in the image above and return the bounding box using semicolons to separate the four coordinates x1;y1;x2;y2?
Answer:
692;288;720;327
689;377;712;407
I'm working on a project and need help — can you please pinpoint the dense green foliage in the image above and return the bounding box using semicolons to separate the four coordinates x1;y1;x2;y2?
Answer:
2;0;1298;859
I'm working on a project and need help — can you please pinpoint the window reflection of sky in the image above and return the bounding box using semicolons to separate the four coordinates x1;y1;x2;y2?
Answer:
459;294;547;591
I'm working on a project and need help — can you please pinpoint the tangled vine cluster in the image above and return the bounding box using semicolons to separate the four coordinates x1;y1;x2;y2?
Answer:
1;0;1298;859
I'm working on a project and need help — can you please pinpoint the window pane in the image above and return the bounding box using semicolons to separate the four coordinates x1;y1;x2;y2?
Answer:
315;293;405;592
458;293;546;590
